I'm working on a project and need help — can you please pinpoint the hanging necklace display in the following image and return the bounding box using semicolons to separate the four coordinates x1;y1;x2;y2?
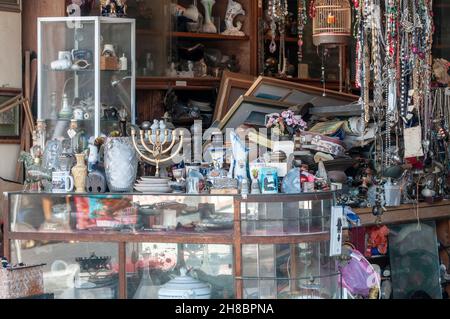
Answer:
268;0;289;75
268;0;278;53
321;47;327;96
399;0;413;120
370;0;384;124
297;0;308;65
384;0;400;169
279;0;289;76
360;0;371;126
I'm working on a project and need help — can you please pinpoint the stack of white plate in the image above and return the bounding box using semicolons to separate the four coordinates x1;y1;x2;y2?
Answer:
134;177;172;193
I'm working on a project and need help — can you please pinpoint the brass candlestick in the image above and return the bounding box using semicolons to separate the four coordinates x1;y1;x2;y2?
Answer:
131;127;185;177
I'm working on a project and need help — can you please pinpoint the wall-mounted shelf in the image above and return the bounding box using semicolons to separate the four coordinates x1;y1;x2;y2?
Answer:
264;35;298;43
172;31;249;41
136;30;249;41
136;76;220;90
354;201;450;227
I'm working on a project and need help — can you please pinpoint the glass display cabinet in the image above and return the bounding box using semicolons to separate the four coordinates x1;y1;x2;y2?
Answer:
3;192;341;299
37;17;136;140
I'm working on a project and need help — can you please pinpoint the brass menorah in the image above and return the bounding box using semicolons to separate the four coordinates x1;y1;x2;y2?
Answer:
131;127;185;177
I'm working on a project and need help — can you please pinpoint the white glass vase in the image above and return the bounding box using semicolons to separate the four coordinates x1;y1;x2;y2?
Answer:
104;137;138;192
201;0;217;33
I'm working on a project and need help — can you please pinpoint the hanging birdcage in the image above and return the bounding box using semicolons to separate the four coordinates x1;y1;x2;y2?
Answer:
312;0;352;46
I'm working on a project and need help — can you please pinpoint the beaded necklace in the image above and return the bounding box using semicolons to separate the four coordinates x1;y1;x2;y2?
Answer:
268;0;289;74
384;0;399;168
371;0;384;122
354;0;363;89
297;0;308;64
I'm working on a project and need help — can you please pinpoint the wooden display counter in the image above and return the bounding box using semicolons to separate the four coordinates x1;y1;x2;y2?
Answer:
354;201;450;227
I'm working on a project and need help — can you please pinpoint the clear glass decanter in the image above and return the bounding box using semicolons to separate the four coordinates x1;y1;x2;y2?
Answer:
133;252;158;299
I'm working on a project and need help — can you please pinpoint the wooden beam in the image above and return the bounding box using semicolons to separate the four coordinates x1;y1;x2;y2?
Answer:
354;201;450;227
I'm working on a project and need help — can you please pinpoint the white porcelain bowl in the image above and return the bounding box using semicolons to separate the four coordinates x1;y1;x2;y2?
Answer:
158;269;211;299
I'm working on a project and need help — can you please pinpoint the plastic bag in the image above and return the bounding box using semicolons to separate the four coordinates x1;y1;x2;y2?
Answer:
339;249;380;297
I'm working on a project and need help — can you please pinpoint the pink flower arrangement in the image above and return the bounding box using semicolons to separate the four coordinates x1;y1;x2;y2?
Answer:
266;110;307;136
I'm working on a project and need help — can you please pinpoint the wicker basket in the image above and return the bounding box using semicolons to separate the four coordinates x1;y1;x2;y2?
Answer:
100;56;119;70
0;264;45;299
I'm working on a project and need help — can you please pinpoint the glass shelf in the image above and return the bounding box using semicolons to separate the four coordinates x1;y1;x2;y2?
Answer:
4;191;339;299
38;17;136;138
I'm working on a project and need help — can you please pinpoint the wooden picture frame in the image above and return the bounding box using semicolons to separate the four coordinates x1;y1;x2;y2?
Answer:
0;88;22;142
0;0;20;12
217;96;291;131
213;70;255;122
245;76;358;107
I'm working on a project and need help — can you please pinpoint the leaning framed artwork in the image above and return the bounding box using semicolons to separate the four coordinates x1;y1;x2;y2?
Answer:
0;88;22;141
217;96;291;131
245;76;358;107
213;70;255;122
0;0;20;12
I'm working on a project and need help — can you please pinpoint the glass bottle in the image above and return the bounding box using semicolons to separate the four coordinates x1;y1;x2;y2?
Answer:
146;53;154;74
58;137;75;172
30;130;43;160
69;119;88;154
36;119;47;152
119;108;128;137
49;92;58;119
59;93;72;120
133;252;157;299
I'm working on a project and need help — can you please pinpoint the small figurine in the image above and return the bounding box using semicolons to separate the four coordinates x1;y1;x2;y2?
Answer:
250;169;261;194
222;0;246;36
186;60;195;78
195;58;208;77
88;137;99;172
151;119;159;131
365;225;390;257
101;0;127;17
241;178;249;195
86;170;107;193
162;112;175;130
167;62;178;77
225;55;240;73
159;120;166;131
432;58;450;85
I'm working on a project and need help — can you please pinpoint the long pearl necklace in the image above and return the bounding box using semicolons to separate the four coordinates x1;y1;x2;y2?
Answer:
384;0;399;168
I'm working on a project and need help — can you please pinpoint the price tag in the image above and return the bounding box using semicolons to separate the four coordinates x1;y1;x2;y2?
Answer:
175;81;187;87
67;129;77;139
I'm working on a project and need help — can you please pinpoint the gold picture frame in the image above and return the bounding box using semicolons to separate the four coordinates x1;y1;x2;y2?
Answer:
245;76;358;107
0;88;22;142
213;70;255;122
0;0;20;12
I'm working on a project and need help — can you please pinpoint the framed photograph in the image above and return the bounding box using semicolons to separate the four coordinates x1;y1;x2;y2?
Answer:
0;0;20;12
245;76;358;108
0;88;21;141
213;71;255;122
217;96;291;131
